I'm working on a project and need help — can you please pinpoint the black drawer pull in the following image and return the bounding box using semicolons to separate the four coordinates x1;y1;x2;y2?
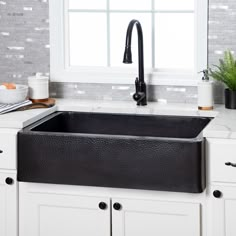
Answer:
0;150;3;154
225;162;236;167
99;202;107;210
113;203;122;211
5;177;14;185
213;190;222;198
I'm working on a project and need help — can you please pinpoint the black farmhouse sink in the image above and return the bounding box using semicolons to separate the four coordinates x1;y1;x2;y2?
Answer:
18;111;211;193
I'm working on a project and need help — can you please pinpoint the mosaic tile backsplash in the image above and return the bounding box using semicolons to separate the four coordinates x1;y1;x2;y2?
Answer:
0;0;234;103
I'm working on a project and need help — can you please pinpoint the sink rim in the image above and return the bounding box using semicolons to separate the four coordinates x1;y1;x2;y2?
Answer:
23;111;212;142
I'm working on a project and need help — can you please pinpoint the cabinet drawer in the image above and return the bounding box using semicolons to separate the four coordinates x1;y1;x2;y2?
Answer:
0;130;17;170
208;139;236;183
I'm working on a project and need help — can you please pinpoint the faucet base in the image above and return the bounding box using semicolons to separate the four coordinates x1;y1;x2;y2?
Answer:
137;100;147;106
133;78;147;106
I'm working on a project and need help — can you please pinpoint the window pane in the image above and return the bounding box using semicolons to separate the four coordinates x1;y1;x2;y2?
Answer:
110;13;152;68
110;0;152;10
69;13;107;66
155;0;194;11
69;0;106;10
155;13;194;69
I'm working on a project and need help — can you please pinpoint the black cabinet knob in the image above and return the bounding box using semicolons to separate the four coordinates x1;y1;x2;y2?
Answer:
113;202;122;211
99;202;107;210
0;150;3;154
213;190;222;198
5;177;14;185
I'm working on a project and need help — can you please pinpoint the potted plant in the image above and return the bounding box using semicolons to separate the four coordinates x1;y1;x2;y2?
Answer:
210;50;236;109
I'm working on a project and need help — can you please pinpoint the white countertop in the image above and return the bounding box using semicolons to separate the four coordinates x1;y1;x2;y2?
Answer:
202;106;236;139
56;99;218;117
0;106;56;129
0;98;236;140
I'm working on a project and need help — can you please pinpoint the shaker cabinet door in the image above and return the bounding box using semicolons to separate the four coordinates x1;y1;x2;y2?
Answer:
0;172;17;236
210;185;236;236
112;198;200;236
19;183;110;236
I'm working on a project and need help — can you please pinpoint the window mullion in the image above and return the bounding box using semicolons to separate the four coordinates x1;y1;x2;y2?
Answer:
107;0;111;67
152;0;155;69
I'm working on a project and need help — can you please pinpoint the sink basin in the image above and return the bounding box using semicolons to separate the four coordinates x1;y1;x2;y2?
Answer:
18;111;211;193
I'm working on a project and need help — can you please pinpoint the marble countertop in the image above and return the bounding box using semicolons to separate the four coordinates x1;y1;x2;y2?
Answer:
56;99;217;117
0;98;235;140
0;106;56;129
202;106;236;139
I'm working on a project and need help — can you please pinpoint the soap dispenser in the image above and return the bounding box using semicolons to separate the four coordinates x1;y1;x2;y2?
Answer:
198;70;214;110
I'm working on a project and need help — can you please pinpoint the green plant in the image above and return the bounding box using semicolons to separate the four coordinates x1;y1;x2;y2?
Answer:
209;50;236;91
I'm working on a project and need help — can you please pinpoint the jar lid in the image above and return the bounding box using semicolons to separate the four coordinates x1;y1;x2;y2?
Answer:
28;73;49;81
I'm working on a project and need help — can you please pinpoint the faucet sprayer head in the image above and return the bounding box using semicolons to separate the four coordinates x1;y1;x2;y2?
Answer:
123;46;132;64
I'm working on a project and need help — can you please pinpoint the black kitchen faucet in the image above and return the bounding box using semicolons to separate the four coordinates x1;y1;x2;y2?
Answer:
123;19;147;106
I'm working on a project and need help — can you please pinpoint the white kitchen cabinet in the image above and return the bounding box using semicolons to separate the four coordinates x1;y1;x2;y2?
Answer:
207;139;236;184
0;172;17;236
112;197;200;236
20;183;201;236
0;129;17;170
207;139;236;236
209;185;236;236
19;183;110;236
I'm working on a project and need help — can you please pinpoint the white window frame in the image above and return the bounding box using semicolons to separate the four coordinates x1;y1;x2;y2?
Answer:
49;0;208;86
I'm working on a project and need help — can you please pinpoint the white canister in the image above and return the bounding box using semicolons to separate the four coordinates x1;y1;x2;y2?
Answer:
198;70;214;110
28;73;49;101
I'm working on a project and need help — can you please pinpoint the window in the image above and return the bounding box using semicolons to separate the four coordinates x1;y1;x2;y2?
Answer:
50;0;208;85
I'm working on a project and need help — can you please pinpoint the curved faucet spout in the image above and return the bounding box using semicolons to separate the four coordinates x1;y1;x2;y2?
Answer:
123;19;147;106
123;20;145;83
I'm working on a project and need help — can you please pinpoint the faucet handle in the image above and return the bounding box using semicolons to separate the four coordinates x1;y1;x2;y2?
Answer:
133;92;144;102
